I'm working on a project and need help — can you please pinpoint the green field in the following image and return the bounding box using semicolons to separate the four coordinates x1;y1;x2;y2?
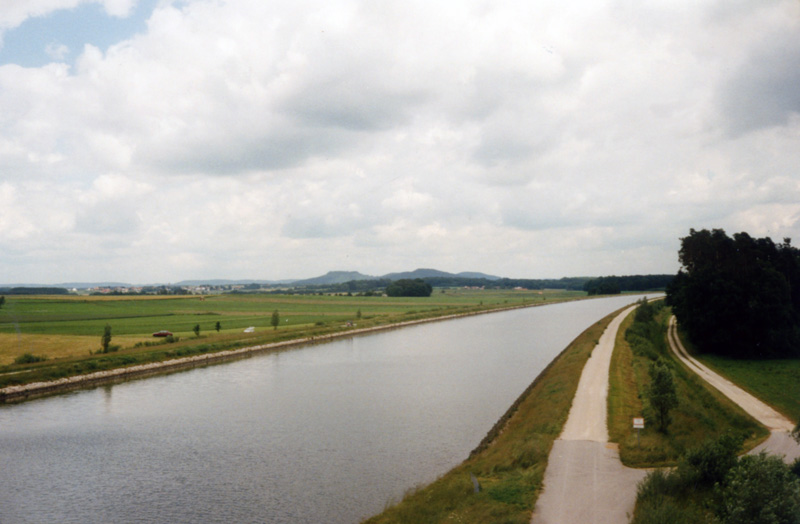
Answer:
0;289;584;387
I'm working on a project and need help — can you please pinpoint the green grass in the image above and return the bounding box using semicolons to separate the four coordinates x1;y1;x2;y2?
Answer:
607;306;767;467
362;308;621;524
0;289;586;388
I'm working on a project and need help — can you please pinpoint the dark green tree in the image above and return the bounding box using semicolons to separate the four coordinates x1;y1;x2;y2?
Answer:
215;321;221;332
101;324;112;353
647;359;678;432
193;324;200;337
667;229;800;358
271;310;280;330
386;278;433;297
0;295;5;309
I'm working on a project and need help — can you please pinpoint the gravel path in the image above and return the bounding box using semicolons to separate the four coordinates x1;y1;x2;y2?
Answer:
532;305;646;524
667;316;799;463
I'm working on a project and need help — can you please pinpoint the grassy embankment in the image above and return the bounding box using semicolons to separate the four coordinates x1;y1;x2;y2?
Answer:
613;306;800;523
362;307;621;524
0;289;583;389
607;301;767;468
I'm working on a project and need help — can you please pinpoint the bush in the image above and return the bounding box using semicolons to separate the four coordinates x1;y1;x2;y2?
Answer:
14;353;47;364
716;452;800;524
682;432;744;486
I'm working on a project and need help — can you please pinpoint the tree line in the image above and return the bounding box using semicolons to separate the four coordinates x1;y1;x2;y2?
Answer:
667;228;800;358
0;287;70;295
583;274;675;295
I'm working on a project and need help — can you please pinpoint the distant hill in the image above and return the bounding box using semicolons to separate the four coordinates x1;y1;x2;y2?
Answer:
290;271;376;286
381;268;458;280
455;271;501;281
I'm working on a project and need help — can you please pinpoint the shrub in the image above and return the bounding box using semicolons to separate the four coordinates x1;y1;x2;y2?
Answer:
14;353;47;364
716;452;800;524
682;432;744;486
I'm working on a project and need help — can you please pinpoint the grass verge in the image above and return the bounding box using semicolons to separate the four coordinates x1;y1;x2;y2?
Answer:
361;308;621;523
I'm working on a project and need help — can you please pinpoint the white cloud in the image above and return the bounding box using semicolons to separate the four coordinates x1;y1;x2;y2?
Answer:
44;42;69;61
1;0;799;283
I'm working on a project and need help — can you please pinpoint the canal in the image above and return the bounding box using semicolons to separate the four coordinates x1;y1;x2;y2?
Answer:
0;294;649;523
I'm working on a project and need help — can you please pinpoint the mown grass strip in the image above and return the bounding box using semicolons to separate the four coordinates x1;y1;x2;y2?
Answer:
361;309;620;524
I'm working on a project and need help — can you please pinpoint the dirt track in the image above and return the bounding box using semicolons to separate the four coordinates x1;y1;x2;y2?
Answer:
668;317;799;463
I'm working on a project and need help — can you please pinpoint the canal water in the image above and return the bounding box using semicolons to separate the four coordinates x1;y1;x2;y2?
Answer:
0;295;650;523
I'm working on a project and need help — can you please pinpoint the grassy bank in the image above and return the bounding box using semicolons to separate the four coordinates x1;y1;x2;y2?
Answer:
362;308;620;523
0;289;584;391
607;302;767;468
627;316;800;523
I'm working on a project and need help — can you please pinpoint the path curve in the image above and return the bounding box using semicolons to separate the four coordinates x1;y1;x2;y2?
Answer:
667;317;799;463
532;305;646;524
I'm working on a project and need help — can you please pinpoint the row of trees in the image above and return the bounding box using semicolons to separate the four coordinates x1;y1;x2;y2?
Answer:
667;229;800;358
386;279;433;297
583;274;675;295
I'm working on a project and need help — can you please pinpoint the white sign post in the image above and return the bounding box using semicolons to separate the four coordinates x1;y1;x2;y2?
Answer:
633;417;645;447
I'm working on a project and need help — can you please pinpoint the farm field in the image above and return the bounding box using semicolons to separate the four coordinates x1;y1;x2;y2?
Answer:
0;288;584;387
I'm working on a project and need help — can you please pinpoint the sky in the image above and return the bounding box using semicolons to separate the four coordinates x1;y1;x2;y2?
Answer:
1;0;799;284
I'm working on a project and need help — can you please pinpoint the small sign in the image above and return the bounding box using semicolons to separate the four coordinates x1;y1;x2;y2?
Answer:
633;417;645;429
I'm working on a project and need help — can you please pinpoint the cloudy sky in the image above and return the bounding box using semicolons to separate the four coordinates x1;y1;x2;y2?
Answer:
1;0;799;284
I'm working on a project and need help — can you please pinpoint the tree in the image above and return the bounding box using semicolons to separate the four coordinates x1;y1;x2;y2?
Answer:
215;321;221;332
193;324;200;337
356;308;362;320
647;359;678;432
271;310;279;330
386;278;433;297
667;229;800;358
101;324;112;353
0;295;5;309
716;452;800;524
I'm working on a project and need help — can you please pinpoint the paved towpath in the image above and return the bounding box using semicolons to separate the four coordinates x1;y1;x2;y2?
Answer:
667;317;799;463
531;305;646;524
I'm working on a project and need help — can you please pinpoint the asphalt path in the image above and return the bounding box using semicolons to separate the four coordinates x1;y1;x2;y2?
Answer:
667;317;799;463
532;305;646;524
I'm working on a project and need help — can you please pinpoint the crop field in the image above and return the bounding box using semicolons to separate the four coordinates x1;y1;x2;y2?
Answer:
0;288;584;373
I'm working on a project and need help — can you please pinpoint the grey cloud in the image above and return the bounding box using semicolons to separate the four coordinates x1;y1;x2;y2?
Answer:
281;80;428;132
143;125;354;175
719;31;800;136
281;212;361;239
75;200;141;234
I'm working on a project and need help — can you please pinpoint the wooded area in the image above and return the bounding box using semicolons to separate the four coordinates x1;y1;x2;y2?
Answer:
666;228;800;358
